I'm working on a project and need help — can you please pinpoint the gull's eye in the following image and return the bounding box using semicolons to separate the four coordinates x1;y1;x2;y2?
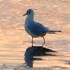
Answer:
28;11;31;14
27;10;31;15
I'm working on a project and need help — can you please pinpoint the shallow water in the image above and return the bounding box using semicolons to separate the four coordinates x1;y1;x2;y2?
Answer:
0;0;70;69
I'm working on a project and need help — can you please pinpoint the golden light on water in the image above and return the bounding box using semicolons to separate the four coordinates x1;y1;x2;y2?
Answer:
0;0;70;68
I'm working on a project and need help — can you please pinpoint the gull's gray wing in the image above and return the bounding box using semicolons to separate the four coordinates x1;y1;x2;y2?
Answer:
28;22;50;36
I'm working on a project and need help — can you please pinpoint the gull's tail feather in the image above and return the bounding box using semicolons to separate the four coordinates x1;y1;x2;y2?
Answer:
48;30;61;34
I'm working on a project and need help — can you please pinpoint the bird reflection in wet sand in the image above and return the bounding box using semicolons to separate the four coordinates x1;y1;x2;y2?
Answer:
23;9;61;47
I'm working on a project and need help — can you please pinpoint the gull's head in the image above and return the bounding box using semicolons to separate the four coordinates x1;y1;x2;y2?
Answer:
23;9;34;16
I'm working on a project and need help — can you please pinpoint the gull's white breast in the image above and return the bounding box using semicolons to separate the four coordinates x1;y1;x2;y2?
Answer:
25;21;38;37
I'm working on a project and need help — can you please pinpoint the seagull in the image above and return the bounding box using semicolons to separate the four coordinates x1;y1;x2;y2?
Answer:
23;9;61;47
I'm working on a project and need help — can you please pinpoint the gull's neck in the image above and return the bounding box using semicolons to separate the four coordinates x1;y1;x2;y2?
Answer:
26;13;34;23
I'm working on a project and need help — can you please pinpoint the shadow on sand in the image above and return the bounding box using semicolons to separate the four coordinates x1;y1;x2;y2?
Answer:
24;46;57;67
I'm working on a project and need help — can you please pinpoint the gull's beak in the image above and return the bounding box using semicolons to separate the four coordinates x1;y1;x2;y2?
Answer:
23;13;27;16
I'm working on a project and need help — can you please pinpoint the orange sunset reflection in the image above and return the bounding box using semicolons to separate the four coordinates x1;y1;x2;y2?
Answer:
0;0;70;68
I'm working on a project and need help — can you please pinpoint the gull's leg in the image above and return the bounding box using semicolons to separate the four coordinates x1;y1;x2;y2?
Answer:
42;37;45;47
32;37;33;47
